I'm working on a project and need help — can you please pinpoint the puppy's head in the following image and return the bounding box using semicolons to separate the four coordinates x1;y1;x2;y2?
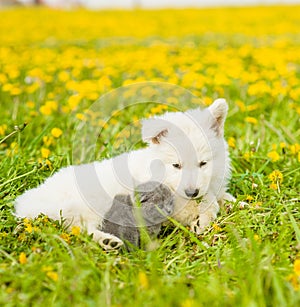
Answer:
141;99;230;200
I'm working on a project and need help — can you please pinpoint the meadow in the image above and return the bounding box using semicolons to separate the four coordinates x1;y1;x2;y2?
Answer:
0;5;300;306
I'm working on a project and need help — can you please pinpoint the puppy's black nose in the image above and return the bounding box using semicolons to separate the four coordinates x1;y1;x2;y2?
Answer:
185;189;199;198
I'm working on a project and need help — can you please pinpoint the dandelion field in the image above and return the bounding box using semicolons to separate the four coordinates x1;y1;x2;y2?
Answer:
0;6;300;306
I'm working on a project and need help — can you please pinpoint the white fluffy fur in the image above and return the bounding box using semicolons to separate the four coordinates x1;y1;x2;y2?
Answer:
14;98;235;249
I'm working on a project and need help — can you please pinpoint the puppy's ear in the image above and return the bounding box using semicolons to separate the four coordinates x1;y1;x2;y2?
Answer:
208;98;228;136
141;118;168;145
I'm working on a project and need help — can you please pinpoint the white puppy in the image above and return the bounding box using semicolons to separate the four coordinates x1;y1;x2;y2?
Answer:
15;98;236;250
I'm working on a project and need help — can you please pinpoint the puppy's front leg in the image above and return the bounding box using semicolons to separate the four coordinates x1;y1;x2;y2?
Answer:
190;194;219;235
219;192;247;209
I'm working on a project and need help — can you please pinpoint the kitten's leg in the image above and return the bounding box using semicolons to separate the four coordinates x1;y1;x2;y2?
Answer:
87;224;123;251
190;194;219;235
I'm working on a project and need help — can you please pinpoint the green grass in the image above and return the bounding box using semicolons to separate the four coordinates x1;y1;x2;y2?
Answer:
1;95;299;307
1;7;300;307
0;196;299;306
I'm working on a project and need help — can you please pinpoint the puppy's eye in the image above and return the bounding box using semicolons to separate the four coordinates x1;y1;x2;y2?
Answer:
172;163;182;169
199;161;207;168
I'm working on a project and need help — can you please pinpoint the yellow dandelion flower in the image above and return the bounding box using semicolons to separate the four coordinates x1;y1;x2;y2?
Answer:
18;233;26;241
60;233;70;244
236;100;246;112
87;92;99;101
47;92;55;99
243;152;252;162
26;101;35;109
269;183;278;190
166;97;178;104
25;223;33;233
181;299;195;307
123;89;136;99
253;234;261;242
132;116;139;125
247;81;271;96
268;170;283;183
138;271;149;289
58;71;69;82
253;202;263;208
288;274;299;291
228;137;236;148
46;271;59;282
42;265;53;272
67;95;81;110
41;147;50;159
0;124;8;136
267;151;280;162
43;136;54;147
26;83;40;94
6;287;14;294
10;142;18;150
8;68;20;79
294;259;300;277
280;142;286;149
41;216;49;223
246;103;259;112
2;83;13;92
51;127;63;138
30;110;38;117
63;106;72;114
0;73;7;84
245;117;258;125
150;105;165;115
290;143;300;155
212;223;222;232
76;113;86;121
202;97;213;106
45;159;53;170
246;195;254;202
98;119;108;129
19;252;27;264
71;226;81;236
45;100;58;111
40;100;58;115
122;79;135;86
40;105;53;116
6;142;18;156
110;118;118;125
11;87;22;96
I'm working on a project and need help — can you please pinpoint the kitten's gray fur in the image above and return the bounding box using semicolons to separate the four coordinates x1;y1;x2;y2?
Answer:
101;181;174;248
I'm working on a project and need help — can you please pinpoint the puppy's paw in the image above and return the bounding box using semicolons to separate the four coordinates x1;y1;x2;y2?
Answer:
190;217;203;235
225;200;248;211
190;214;212;235
99;234;124;251
220;193;248;210
238;200;248;209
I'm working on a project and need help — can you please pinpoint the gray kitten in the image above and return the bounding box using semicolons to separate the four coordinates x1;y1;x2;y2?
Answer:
101;181;174;249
